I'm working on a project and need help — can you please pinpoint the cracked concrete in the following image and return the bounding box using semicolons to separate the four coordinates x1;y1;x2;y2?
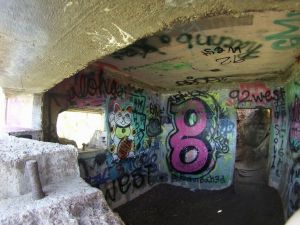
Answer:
0;0;299;93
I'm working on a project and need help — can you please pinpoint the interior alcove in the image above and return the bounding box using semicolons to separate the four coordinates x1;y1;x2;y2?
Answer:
1;1;300;225
235;108;272;185
41;10;300;225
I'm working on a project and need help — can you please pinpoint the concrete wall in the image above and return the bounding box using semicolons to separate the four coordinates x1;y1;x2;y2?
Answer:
44;62;168;208
270;66;300;219
6;94;34;129
158;77;300;220
161;90;236;189
158;81;286;190
0;134;124;225
3;93;43;140
0;136;79;199
44;60;300;220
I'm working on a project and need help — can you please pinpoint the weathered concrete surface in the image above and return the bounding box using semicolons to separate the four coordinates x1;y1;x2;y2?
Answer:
0;178;124;225
102;11;300;91
0;135;79;199
0;0;299;93
4;93;43;130
0;134;124;224
7;128;43;141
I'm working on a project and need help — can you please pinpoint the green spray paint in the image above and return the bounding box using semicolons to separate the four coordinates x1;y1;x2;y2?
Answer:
265;12;300;50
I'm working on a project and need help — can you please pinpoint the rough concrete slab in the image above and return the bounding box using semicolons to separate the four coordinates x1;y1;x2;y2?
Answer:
0;135;79;199
0;0;300;93
0;178;124;225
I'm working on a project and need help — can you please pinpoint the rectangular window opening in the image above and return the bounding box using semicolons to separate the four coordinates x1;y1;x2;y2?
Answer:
56;109;107;151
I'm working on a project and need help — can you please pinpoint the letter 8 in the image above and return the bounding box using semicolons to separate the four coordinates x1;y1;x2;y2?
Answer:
169;99;209;173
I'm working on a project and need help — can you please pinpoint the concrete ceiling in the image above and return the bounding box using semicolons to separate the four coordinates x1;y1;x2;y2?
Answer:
0;0;299;94
102;11;300;91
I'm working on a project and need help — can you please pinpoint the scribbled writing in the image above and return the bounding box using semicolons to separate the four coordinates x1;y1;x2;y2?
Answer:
274;88;287;120
271;124;286;177
229;88;285;104
68;67;126;106
216;55;245;65
175;33;262;59
146;103;163;137
287;163;300;217
201;46;241;56
290;95;300;153
171;174;226;184
130;92;147;150
105;163;157;202
176;76;229;86
112;33;262;60
112;38;166;60
202;46;245;65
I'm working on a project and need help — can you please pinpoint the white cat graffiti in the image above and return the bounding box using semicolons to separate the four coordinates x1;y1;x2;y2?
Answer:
109;103;136;161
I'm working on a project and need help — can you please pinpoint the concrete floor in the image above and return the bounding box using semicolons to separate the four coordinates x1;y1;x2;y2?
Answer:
115;183;284;225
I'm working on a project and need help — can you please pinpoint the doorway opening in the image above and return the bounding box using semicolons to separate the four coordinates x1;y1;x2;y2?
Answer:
235;108;272;185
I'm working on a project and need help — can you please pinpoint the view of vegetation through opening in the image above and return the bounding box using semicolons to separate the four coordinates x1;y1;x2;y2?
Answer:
56;110;106;150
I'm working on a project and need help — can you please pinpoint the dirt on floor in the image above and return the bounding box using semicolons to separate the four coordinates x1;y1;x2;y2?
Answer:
115;183;284;225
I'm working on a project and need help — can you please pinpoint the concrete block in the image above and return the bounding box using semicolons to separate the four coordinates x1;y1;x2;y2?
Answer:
0;135;79;199
0;178;124;225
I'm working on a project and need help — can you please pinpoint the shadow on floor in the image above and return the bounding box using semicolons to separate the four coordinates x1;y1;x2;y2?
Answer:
115;183;284;225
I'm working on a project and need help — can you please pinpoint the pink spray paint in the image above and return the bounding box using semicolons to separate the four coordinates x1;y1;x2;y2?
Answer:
169;99;208;173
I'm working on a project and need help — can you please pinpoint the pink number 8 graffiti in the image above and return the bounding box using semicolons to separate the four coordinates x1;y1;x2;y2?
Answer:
169;99;208;173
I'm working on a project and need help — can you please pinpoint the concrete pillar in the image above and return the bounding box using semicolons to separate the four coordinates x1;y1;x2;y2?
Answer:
25;160;45;200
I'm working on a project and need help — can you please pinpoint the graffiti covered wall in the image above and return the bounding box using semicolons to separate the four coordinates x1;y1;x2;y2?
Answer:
100;11;299;92
161;76;300;219
225;82;289;188
43;62;167;208
44;59;300;217
162;90;236;189
278;76;300;218
158;81;290;191
224;70;300;220
104;89;167;207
